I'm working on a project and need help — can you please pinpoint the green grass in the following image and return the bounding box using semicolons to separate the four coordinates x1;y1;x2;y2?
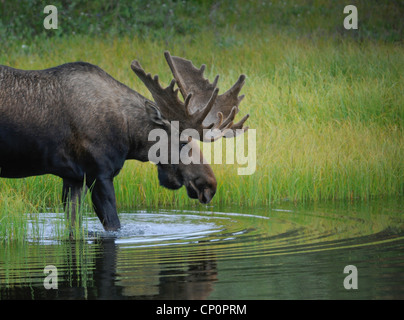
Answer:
0;176;92;243
0;189;32;242
0;1;403;236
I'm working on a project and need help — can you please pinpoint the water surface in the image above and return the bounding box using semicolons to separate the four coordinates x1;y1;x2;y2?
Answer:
1;198;403;299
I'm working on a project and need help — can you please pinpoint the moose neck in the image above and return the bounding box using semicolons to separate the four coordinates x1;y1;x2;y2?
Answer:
123;97;156;162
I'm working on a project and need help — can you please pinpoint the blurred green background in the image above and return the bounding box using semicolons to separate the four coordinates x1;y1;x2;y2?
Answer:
1;0;403;48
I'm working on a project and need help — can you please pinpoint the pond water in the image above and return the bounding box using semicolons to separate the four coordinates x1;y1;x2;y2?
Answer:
1;198;403;300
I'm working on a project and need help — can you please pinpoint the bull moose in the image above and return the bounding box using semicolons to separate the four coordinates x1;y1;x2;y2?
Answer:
0;52;249;231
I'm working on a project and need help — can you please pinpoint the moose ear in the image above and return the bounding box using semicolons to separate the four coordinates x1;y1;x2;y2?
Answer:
145;100;168;127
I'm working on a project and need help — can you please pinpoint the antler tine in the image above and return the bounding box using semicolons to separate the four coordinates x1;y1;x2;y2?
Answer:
232;113;250;130
216;112;224;128
219;106;238;129
131;59;185;120
164;51;218;109
183;93;193;117
195;87;219;124
164;51;187;99
227;74;246;97
212;75;219;88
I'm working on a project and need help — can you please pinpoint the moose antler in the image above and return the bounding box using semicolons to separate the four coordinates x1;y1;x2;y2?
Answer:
131;51;249;141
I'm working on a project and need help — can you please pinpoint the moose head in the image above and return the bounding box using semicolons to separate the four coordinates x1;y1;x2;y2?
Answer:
131;52;249;204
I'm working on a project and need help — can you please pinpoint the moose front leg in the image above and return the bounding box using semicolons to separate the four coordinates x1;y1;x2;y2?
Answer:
90;178;121;231
62;178;86;229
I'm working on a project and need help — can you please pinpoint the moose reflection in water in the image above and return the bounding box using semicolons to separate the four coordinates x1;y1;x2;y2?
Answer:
0;238;218;300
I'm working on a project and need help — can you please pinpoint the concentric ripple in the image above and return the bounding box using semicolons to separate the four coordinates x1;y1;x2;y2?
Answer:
2;199;404;299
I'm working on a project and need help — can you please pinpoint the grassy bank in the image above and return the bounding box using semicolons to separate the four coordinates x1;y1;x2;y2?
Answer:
0;1;403;229
1;34;402;211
